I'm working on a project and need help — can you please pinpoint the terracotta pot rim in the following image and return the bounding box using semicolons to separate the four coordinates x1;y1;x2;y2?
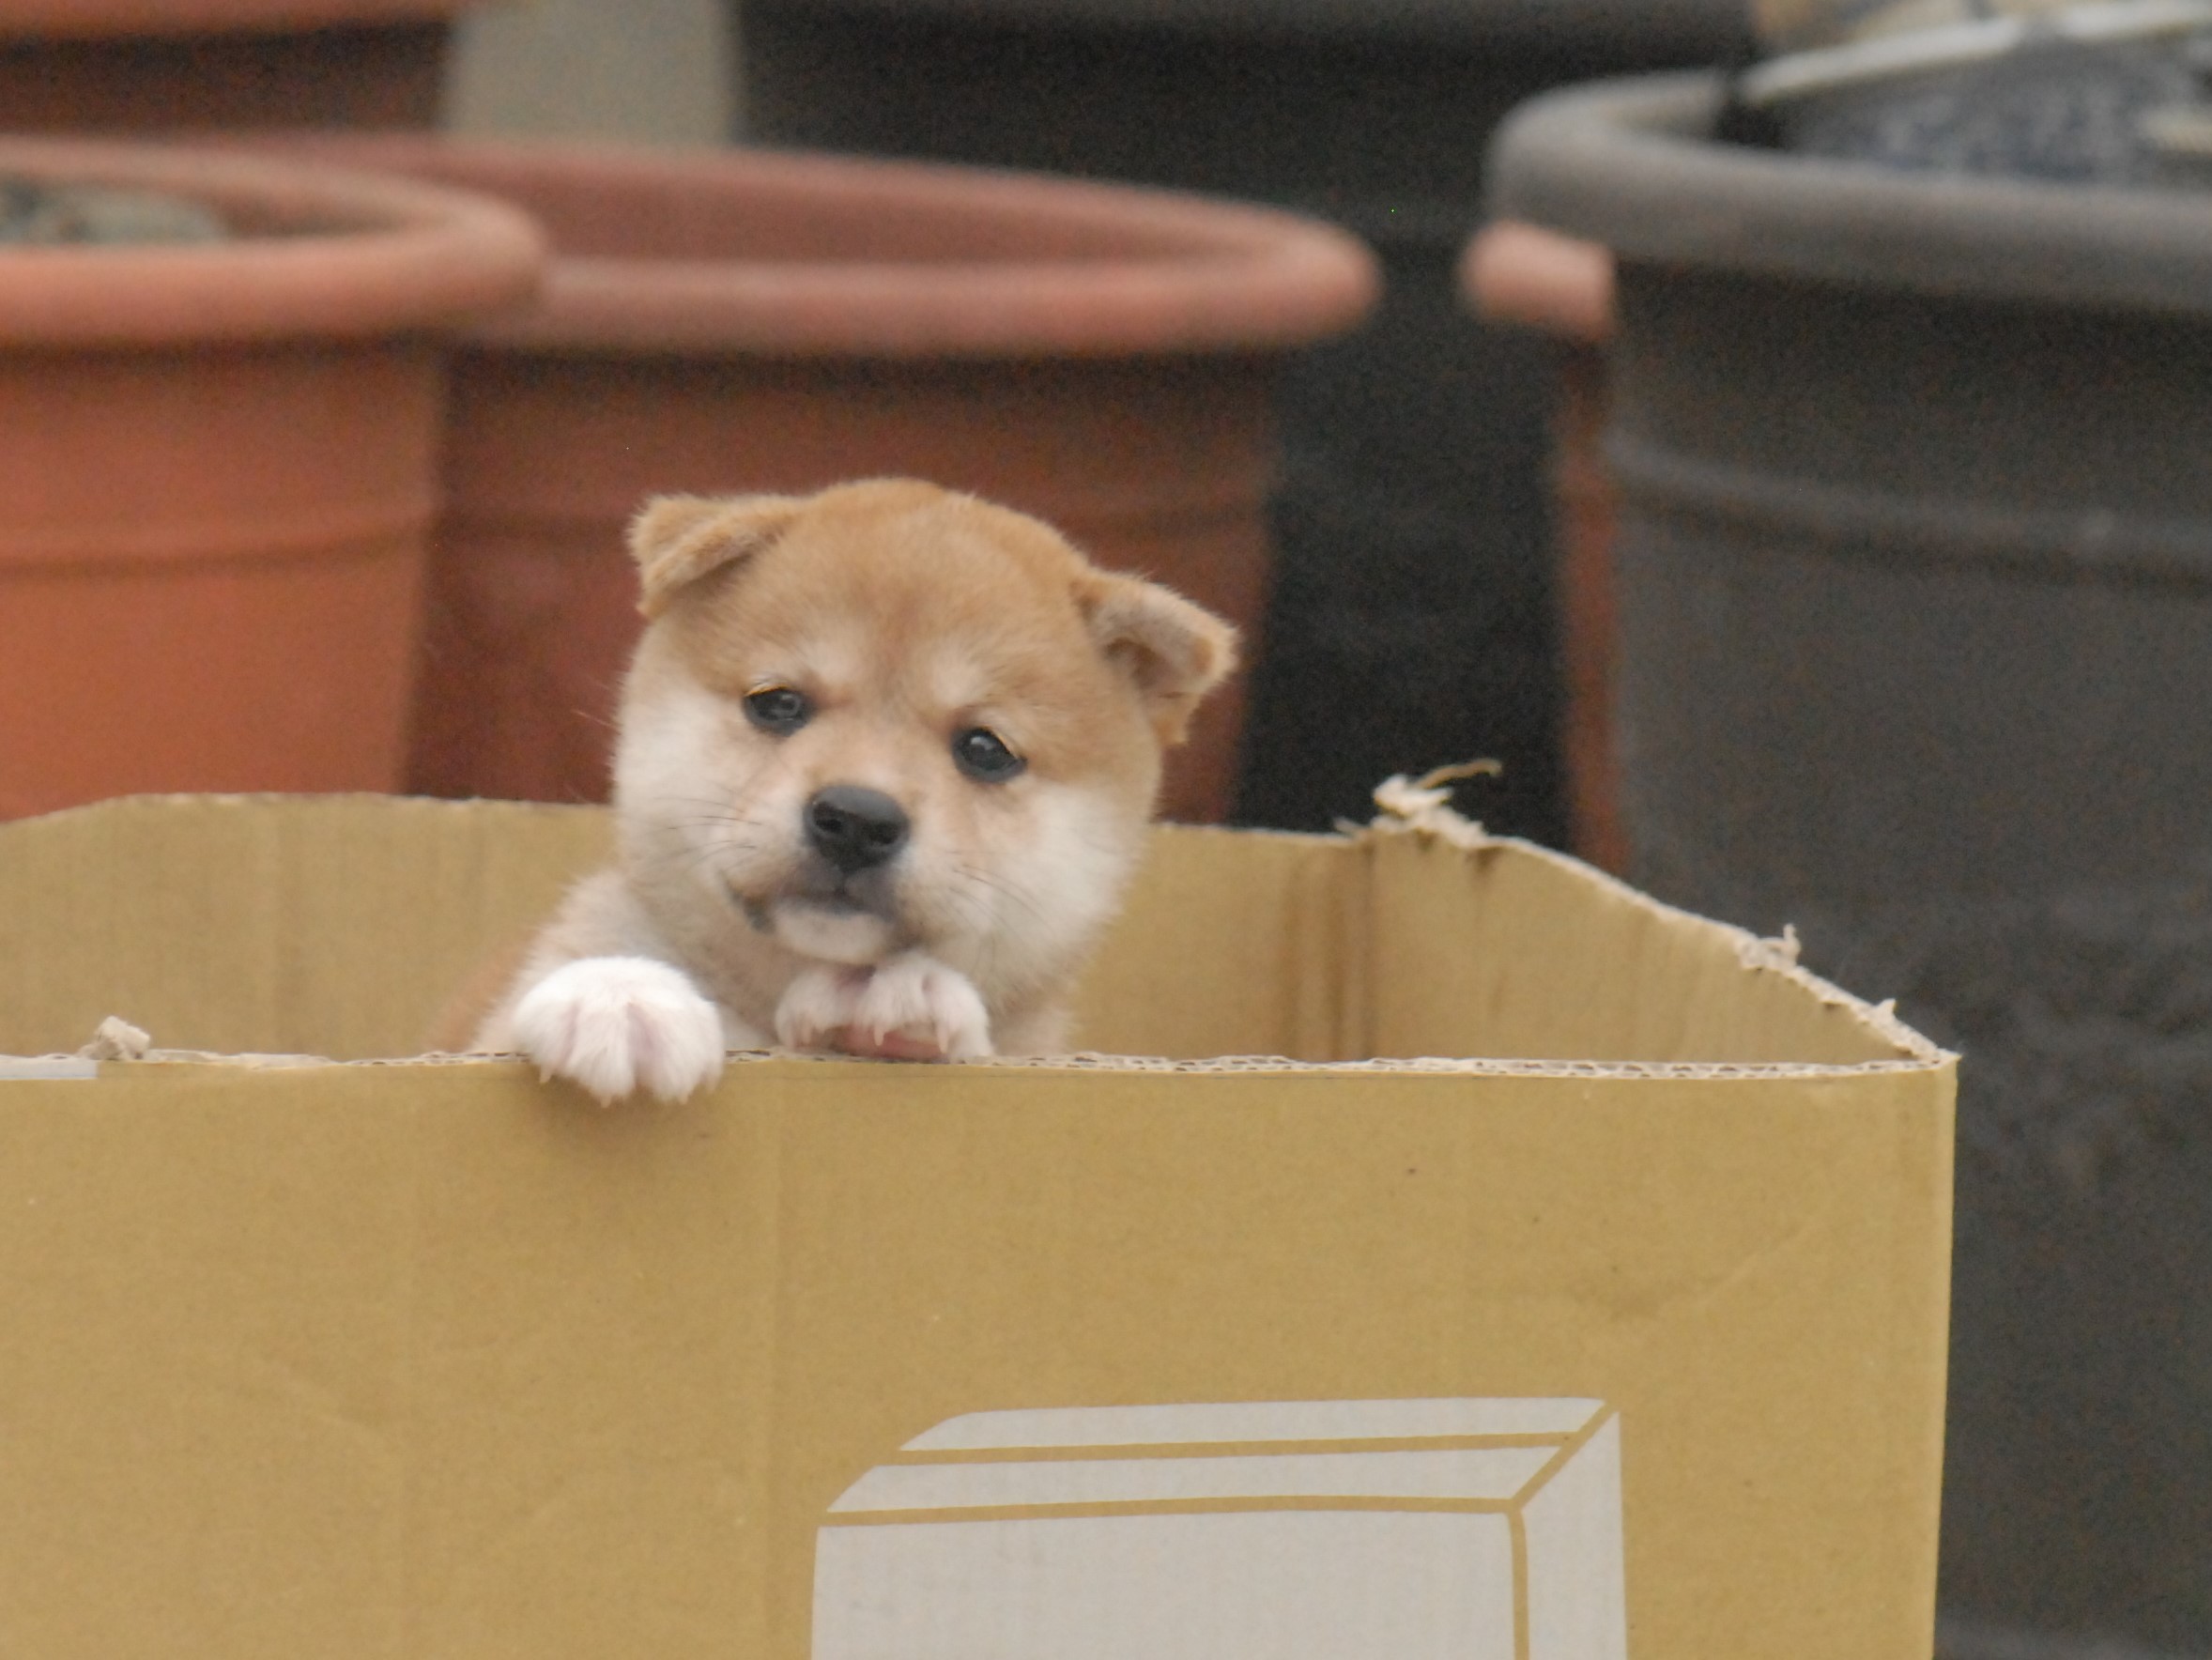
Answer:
0;1;470;38
267;134;1383;360
1458;221;1616;346
0;137;545;346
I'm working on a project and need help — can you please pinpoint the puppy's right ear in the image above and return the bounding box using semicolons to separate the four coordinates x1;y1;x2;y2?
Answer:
629;493;806;618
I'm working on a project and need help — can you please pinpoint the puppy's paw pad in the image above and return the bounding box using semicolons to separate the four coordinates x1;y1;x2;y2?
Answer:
510;957;725;1103
852;955;992;1061
775;963;869;1053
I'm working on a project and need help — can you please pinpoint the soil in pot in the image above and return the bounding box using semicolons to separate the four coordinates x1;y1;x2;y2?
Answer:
1738;3;2212;183
0;177;228;243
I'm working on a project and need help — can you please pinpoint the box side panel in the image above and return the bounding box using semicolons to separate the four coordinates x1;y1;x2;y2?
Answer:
0;1067;418;1660
812;1511;1516;1660
0;1051;1952;1660
0;796;609;1060
1069;825;1362;1061
394;1058;785;1660
1363;833;1913;1066
0;1058;785;1660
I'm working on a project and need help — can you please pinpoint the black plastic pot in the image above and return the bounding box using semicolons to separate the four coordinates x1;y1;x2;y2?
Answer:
1494;70;2212;1660
732;0;1750;841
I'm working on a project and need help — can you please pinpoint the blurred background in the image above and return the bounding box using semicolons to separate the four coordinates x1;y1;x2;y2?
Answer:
447;0;733;143
8;4;2212;1658
440;0;1750;849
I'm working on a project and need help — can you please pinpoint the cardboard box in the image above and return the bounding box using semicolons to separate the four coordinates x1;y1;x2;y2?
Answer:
0;793;1954;1660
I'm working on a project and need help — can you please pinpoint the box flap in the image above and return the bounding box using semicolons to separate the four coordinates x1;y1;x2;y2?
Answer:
0;793;1948;1075
0;794;608;1061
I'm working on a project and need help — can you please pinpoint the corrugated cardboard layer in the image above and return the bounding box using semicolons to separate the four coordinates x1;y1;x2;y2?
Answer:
0;795;1955;1660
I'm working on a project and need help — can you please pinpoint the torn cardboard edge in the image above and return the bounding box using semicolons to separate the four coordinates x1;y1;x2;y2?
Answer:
79;1014;149;1061
1331;772;1944;1068
0;1014;153;1078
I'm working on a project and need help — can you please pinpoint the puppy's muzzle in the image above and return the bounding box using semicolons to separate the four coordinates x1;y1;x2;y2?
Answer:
806;785;910;875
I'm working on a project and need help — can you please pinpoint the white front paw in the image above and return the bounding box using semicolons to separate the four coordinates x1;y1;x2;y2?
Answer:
509;956;726;1104
852;954;992;1060
772;954;991;1060
775;962;870;1052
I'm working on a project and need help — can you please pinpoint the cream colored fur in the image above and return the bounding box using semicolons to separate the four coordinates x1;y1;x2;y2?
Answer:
470;479;1236;1102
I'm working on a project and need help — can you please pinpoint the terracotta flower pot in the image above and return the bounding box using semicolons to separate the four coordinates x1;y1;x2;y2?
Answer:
0;138;542;822
258;135;1379;823
0;1;481;131
1458;222;1624;872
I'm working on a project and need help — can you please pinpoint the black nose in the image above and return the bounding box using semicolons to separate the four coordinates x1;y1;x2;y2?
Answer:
805;785;911;873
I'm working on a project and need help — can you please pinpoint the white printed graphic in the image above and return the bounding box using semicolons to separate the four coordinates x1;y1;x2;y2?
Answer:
813;1398;1627;1659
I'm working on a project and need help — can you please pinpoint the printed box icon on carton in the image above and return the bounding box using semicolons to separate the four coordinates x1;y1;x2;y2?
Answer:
816;1398;1626;1660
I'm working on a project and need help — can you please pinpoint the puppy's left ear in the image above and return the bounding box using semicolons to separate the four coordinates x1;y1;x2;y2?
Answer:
1079;573;1239;746
630;492;807;618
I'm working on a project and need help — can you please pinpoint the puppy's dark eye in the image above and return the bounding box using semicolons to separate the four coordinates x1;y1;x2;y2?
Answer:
953;726;1025;782
745;685;810;735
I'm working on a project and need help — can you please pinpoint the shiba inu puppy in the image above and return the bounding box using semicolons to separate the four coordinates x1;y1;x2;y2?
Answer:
469;479;1236;1102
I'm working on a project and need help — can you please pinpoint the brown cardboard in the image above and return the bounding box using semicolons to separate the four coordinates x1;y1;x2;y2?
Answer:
0;793;1954;1660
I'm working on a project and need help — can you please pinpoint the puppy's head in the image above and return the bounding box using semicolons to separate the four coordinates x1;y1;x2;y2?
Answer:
612;479;1236;999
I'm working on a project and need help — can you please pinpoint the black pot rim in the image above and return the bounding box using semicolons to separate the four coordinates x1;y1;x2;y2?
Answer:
1488;69;2212;316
